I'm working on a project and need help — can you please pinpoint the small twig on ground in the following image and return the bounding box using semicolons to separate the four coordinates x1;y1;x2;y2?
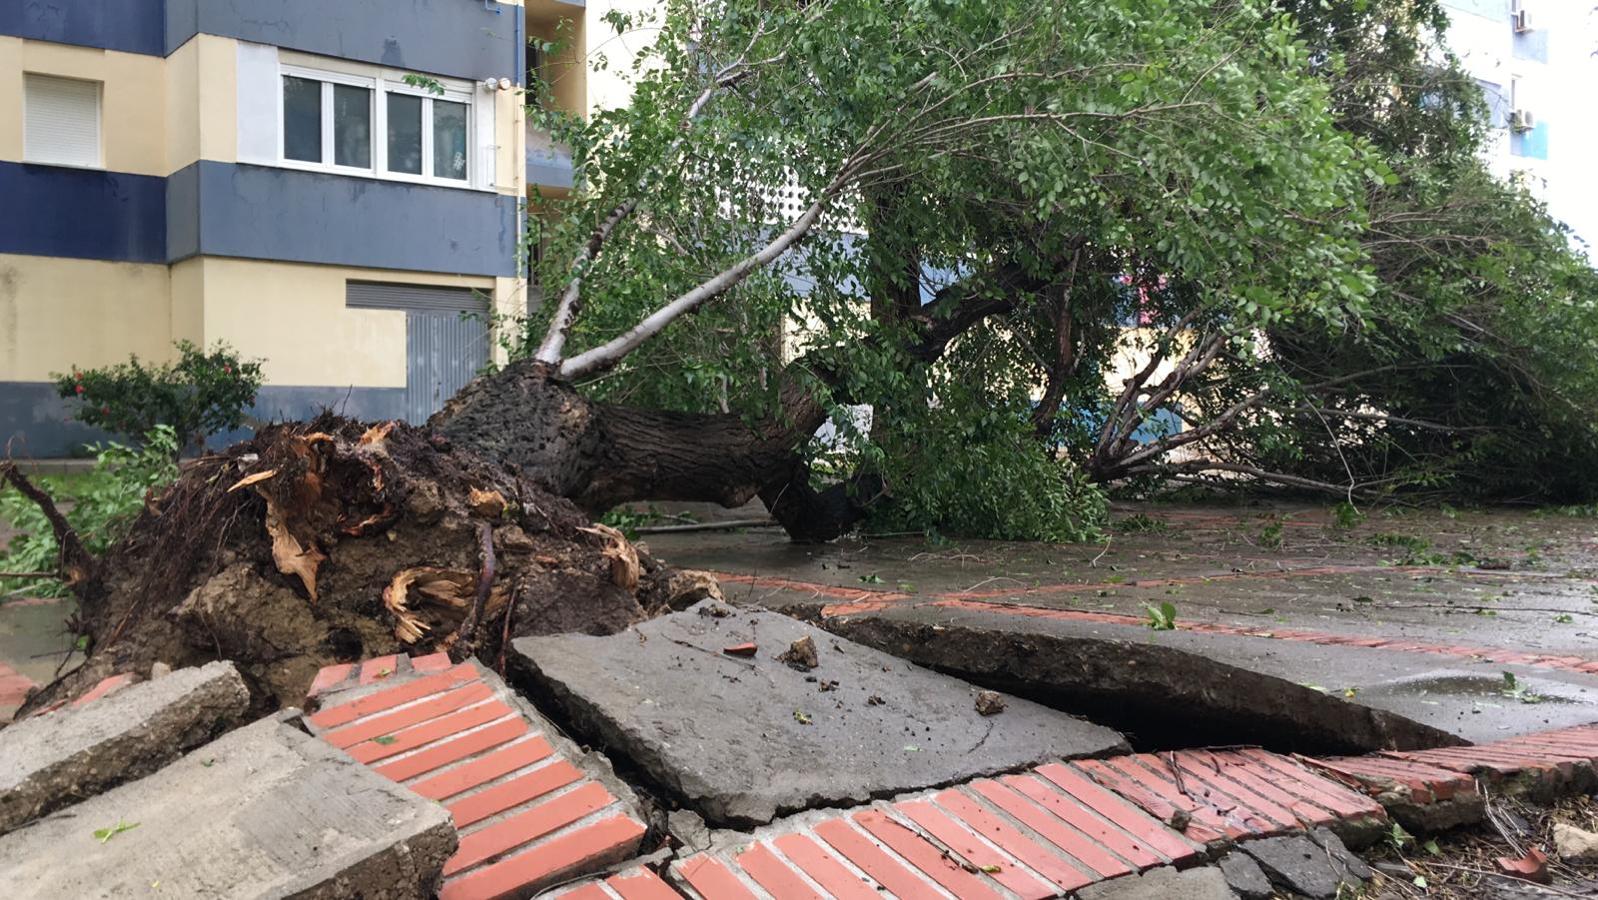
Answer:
1166;751;1194;800
951;575;1028;595
1091;536;1113;567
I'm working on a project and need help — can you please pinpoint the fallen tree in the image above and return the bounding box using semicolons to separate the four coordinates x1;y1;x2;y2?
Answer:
18;0;1580;708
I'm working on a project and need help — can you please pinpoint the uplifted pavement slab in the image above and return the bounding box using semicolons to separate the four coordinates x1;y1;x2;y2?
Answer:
0;660;249;835
812;601;1598;748
0;711;456;899
512;602;1126;826
302;653;648;900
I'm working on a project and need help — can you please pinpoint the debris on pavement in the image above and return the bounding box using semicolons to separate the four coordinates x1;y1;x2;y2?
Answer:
974;689;1007;716
1497;846;1552;883
778;635;819;670
1554;823;1598;863
722;642;757;657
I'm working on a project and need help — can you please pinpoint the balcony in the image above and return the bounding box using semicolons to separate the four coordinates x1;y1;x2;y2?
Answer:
526;123;574;191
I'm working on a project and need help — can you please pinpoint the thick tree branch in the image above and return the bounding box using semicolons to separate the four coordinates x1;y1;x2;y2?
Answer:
0;462;97;588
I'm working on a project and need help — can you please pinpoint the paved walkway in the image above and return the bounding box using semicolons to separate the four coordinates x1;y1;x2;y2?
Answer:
303;652;1598;899
645;504;1598;743
304;654;649;900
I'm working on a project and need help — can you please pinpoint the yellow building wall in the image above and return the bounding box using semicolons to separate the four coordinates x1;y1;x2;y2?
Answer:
1;35;238;175
190;258;499;388
528;15;588;120
0;254;175;381
1;39;169;176
165;34;239;172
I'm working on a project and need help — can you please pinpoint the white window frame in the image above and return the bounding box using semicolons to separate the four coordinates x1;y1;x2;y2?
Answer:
22;73;104;170
276;62;483;190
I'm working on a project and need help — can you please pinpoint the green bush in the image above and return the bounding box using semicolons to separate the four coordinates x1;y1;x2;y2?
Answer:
869;396;1107;543
54;341;264;452
0;427;180;599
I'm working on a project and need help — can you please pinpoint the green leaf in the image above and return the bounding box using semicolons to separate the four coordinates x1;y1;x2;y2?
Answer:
93;821;140;843
372;735;399;746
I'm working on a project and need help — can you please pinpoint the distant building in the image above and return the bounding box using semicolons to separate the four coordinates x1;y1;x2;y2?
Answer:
0;0;623;457
1442;0;1598;251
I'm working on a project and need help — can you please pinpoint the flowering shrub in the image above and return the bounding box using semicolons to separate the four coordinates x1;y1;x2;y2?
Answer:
54;341;265;452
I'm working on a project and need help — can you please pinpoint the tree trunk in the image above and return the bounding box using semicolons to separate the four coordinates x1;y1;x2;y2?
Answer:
434;362;868;538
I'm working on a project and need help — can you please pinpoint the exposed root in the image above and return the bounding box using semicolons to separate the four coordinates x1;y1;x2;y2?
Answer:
0;462;97;588
19;415;696;715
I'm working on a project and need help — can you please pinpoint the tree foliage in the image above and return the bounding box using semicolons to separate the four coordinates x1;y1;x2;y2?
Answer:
509;0;1598;540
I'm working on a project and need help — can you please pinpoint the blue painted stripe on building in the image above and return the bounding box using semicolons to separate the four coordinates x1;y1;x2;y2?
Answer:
0;161;515;274
0;0;165;56
174;162;519;276
0;162;167;263
0;381;406;457
165;0;521;82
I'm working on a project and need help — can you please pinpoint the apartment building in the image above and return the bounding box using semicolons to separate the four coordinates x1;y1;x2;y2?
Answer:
0;0;621;456
1443;0;1598;250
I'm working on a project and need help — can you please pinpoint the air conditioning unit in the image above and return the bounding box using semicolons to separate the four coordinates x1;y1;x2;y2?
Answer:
1514;9;1534;32
1510;109;1537;131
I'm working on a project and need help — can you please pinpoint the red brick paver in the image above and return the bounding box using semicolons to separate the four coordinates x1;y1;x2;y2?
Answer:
305;656;647;900
671;749;1219;898
0;660;39;722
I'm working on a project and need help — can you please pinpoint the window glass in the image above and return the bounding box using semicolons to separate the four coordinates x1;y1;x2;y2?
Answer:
333;84;372;168
387;93;423;175
283;76;322;162
433;100;469;181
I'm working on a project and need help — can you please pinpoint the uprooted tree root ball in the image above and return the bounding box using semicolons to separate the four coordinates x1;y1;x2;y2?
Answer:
18;415;721;715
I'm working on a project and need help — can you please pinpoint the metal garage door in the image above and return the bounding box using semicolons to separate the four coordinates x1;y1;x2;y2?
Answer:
347;281;491;424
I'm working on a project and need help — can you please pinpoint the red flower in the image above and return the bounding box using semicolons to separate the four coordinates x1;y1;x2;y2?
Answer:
101;406;110;415
223;365;232;374
75;384;85;395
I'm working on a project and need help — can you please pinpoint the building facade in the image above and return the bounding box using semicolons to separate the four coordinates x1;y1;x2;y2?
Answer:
1442;0;1598;251
0;0;610;456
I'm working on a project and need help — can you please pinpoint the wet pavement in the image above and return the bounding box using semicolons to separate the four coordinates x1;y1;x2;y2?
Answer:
642;502;1598;745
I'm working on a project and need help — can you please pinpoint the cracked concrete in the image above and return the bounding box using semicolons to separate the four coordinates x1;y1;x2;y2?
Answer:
512;602;1126;826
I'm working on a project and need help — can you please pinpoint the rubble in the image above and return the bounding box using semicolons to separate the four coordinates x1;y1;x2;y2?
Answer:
512;602;1125;826
0;713;456;898
0;661;249;835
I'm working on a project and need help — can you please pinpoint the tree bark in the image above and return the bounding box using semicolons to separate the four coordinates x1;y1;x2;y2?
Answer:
434;362;833;526
436;264;1046;541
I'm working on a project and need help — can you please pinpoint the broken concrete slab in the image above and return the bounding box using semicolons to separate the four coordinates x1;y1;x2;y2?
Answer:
1078;866;1239;900
1240;830;1371;899
812;607;1470;753
1217;850;1273;900
0;711;456;899
512;602;1126;826
0;660;250;835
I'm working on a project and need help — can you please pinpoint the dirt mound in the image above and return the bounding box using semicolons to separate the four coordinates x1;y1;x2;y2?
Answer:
21;415;704;715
